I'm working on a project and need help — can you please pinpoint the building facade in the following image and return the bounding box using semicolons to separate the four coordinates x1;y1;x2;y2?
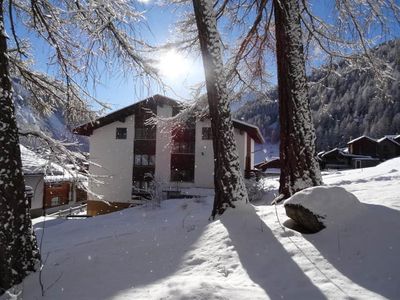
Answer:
75;95;264;215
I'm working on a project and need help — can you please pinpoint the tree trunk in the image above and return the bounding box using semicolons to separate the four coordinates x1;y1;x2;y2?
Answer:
273;0;322;199
0;1;40;294
192;0;248;218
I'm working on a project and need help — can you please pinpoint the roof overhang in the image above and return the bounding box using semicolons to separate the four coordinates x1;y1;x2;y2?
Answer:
347;135;377;145
74;95;265;144
232;119;265;144
74;94;180;136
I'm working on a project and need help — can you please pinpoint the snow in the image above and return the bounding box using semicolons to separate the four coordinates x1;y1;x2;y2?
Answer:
347;135;376;144
20;145;47;175
284;186;367;227
20;145;86;183
3;158;400;299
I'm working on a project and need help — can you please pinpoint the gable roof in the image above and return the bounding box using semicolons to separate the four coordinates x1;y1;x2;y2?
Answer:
321;147;374;159
377;136;400;147
74;94;178;136
231;119;264;144
74;94;265;144
347;135;377;145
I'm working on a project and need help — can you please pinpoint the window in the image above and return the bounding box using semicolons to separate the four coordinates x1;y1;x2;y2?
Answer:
134;154;155;166
170;154;195;182
51;196;60;206
133;181;149;191
172;142;195;154
171;169;194;182
116;128;127;139
135;128;156;140
202;127;212;140
148;155;155;166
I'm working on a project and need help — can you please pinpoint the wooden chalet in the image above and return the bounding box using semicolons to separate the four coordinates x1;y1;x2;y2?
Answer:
320;134;400;170
347;136;378;157
377;137;400;160
319;148;353;169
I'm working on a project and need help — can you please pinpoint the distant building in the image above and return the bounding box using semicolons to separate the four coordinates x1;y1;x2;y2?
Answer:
21;145;87;217
319;134;400;170
377;137;400;160
347;136;378;157
254;158;281;176
21;146;45;218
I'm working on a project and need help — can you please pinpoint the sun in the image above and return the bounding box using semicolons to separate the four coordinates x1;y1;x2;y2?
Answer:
156;50;190;80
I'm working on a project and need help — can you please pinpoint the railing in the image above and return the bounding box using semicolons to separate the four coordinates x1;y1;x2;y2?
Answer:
47;203;89;218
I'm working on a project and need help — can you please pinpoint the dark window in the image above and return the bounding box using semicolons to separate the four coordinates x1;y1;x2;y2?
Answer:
172;142;195;154
116;127;127;139
171;154;195;182
170;124;195;182
133;181;150;191
202;127;212;140
135;128;156;140
134;140;156;155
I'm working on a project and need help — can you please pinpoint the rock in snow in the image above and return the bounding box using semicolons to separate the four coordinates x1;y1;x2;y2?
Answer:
284;186;365;233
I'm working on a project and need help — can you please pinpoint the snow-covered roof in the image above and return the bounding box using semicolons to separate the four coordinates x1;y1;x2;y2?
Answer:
20;145;85;182
20;145;47;175
321;148;340;157
377;136;400;146
347;135;377;145
321;147;374;159
45;173;87;183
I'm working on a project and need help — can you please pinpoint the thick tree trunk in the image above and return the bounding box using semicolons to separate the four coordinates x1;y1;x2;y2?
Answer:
192;0;248;218
0;1;40;294
273;0;322;199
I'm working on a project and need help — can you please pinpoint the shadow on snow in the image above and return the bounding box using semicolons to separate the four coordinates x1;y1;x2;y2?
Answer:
220;203;327;300
303;203;400;299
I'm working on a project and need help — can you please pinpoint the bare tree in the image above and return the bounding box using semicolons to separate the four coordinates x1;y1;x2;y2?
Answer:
0;0;159;293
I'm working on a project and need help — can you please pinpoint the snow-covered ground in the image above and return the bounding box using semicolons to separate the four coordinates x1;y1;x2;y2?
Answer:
4;158;400;299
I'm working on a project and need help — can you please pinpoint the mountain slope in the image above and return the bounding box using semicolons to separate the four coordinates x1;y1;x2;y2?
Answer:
235;39;400;151
13;79;89;151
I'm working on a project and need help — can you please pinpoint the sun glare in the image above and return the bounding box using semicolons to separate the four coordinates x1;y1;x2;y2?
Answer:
156;50;191;80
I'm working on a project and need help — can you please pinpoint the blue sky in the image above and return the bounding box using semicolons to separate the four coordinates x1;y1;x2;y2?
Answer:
89;2;206;109
13;0;400;112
